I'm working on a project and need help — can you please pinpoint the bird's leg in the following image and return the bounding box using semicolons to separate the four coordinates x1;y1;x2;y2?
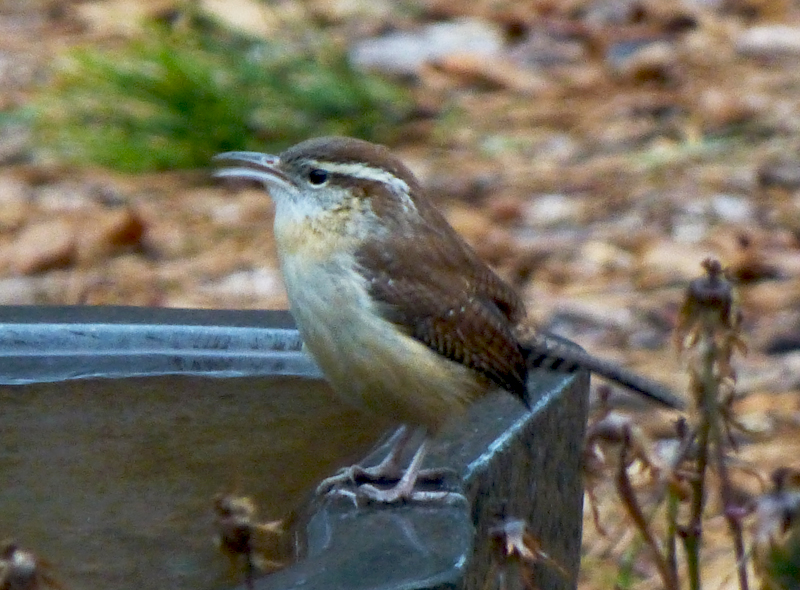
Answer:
358;439;465;504
353;425;415;481
316;426;414;494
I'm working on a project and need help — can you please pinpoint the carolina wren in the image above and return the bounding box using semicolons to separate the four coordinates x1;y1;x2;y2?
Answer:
214;137;684;503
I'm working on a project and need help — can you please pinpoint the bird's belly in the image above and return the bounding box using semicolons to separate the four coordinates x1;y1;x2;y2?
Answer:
280;254;484;432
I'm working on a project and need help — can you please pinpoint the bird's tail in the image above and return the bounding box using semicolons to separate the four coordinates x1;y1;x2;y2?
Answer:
520;333;685;410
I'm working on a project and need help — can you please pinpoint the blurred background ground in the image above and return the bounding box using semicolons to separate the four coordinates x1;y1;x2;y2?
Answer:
1;0;800;588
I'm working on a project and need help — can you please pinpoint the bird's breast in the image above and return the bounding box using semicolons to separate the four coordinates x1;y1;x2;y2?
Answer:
274;220;485;431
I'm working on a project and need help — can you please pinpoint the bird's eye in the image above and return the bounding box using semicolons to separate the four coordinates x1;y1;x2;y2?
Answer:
308;169;328;185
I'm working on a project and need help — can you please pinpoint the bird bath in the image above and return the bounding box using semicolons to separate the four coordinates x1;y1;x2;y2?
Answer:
0;306;588;590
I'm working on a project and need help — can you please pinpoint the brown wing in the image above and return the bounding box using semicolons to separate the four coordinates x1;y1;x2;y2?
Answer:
355;202;529;404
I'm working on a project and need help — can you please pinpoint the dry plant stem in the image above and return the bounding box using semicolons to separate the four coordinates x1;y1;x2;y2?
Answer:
666;490;680;581
714;438;749;590
684;407;710;590
701;346;749;590
685;333;749;590
244;557;255;590
656;422;700;579
616;434;679;590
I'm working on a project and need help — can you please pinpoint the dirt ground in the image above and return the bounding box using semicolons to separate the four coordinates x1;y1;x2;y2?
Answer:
1;1;800;588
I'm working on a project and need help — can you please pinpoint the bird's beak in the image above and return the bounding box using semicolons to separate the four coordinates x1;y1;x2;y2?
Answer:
213;151;296;192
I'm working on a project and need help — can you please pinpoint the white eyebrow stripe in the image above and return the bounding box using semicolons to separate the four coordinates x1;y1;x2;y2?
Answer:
307;160;411;195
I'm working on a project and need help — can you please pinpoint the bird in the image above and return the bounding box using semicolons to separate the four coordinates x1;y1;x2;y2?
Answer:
214;136;684;503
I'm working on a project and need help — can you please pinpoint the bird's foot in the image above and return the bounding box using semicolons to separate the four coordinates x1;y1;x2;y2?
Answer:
357;481;467;505
317;464;455;495
318;439;464;505
323;478;466;506
315;463;401;495
316;461;455;493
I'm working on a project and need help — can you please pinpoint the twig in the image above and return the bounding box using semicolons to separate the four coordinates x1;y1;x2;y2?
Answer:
616;429;680;590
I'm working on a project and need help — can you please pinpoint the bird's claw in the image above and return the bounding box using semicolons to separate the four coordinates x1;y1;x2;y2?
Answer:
357;483;467;505
315;464;403;496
